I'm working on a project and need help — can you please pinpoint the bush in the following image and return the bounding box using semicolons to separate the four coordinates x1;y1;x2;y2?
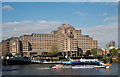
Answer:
61;59;67;61
5;52;13;57
53;58;59;61
112;59;118;63
118;58;120;63
99;58;112;63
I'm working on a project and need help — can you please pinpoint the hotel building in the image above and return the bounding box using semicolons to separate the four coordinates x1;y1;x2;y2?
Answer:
19;24;98;57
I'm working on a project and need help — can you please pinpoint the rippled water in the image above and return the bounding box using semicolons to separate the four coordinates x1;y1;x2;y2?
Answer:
2;63;118;75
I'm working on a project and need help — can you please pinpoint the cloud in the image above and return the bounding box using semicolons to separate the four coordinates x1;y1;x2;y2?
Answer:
104;13;108;16
2;19;118;48
39;20;47;23
75;11;85;16
104;16;118;22
2;20;64;40
81;22;118;48
2;5;14;11
82;22;118;36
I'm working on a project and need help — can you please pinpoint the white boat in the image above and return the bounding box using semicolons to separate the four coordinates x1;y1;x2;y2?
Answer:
52;58;111;69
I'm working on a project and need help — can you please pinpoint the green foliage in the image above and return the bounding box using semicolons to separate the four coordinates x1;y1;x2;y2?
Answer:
48;45;59;56
85;50;91;56
41;51;45;56
117;47;120;51
99;57;119;63
118;58;120;63
118;53;120;57
61;59;67;61
78;48;83;56
99;58;109;63
53;58;59;61
91;48;97;56
15;52;23;56
5;52;13;57
109;48;118;57
79;51;83;56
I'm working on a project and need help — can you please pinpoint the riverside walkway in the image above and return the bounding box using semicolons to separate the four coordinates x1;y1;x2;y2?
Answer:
2;57;61;65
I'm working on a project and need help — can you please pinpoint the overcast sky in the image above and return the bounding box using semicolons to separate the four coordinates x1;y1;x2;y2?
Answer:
2;2;118;48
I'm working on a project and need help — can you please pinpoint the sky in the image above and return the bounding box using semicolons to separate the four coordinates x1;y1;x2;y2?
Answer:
2;0;119;2
2;2;118;48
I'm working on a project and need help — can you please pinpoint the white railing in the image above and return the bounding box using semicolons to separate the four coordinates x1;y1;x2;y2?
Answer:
80;58;98;62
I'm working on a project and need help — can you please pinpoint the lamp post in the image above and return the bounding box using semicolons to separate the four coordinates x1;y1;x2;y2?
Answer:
104;48;107;63
105;48;107;58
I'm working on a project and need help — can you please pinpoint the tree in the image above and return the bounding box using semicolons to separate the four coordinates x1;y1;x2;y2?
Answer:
41;51;45;56
85;50;91;56
78;48;83;57
49;45;59;56
48;45;59;61
117;48;120;57
109;48;118;57
117;47;120;51
5;52;13;57
91;48;97;58
15;52;23;57
79;51;83;56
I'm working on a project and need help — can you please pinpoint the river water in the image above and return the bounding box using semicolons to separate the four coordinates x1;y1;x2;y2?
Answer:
2;63;118;75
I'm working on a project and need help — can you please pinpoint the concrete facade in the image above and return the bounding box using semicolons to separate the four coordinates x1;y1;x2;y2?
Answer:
1;37;20;56
1;41;10;56
9;38;20;56
19;24;98;57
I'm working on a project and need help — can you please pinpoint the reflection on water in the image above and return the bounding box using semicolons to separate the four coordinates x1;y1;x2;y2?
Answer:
2;63;118;75
37;68;50;69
